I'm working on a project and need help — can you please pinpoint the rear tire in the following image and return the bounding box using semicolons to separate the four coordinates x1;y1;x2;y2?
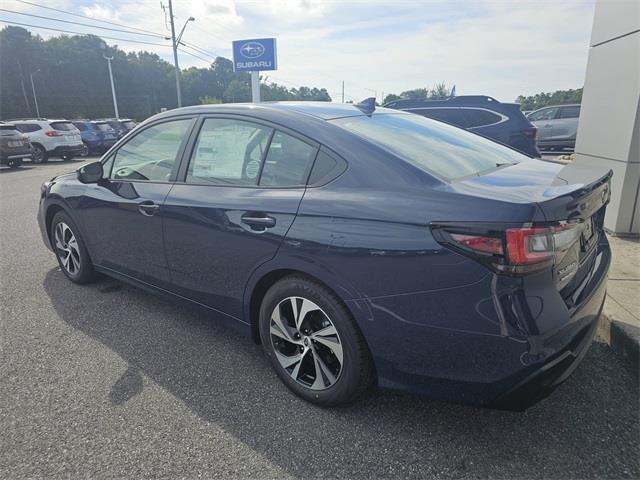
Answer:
32;145;48;163
259;275;375;406
51;211;98;284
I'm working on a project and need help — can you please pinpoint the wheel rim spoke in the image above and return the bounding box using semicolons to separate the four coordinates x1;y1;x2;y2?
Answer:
54;222;80;274
269;296;342;391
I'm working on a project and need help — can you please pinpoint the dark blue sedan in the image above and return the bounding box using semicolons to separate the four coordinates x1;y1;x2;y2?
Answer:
38;102;611;409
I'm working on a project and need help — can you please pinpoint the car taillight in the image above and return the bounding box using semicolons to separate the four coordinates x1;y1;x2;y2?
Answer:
45;131;61;137
523;127;537;139
433;222;584;274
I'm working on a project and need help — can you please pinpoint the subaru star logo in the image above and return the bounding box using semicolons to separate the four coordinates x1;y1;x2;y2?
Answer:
240;42;265;59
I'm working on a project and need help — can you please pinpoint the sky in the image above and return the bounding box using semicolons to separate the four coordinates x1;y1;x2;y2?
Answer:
1;0;596;103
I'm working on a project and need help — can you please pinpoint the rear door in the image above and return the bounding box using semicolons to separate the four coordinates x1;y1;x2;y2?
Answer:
162;116;319;318
551;105;580;142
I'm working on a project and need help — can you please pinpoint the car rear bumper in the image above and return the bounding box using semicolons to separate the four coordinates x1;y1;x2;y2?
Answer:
355;238;610;410
50;145;85;156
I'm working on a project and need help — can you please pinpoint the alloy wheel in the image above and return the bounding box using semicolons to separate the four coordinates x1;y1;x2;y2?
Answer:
54;222;81;275
32;146;45;163
270;296;343;390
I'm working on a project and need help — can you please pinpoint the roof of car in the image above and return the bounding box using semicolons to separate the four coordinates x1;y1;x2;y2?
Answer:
153;102;401;121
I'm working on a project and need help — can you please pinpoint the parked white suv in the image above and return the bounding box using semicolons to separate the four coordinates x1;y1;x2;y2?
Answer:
11;119;84;163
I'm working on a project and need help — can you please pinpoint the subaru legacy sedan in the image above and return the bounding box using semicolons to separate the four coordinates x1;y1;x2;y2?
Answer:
38;102;611;410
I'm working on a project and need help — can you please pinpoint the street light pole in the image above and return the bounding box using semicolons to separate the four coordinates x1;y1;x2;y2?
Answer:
166;1;193;108
30;68;40;118
103;54;119;118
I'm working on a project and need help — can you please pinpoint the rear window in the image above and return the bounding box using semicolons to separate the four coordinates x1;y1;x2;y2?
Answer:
122;121;136;129
409;108;468;128
95;122;112;132
50;122;76;131
108;121;123;129
462;109;503;128
331;113;528;181
73;122;88;131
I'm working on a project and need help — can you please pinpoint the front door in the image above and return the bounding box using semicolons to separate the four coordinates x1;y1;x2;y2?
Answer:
77;117;193;287
162;117;319;319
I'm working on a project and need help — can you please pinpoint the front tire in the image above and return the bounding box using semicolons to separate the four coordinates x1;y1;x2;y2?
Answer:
51;211;97;284
259;276;375;406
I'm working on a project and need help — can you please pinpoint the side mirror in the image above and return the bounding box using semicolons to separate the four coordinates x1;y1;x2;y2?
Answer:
77;161;103;184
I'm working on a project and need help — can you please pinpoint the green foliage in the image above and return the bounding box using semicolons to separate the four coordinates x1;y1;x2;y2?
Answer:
199;96;222;104
0;26;331;121
516;88;583;111
383;83;451;104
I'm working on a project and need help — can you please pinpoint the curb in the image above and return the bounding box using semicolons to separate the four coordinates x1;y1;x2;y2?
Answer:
609;320;640;376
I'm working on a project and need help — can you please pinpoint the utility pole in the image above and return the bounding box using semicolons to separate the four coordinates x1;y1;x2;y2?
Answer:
251;71;261;103
341;81;344;103
30;68;40;118
103;54;119;118
167;0;182;107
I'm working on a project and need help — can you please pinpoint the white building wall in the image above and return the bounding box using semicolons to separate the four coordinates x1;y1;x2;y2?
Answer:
573;0;640;235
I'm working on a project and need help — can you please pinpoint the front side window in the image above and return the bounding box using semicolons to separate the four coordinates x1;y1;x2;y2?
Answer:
529;108;558;121
259;131;317;187
187;118;272;185
410;108;468;128
331;113;529;181
110;119;191;182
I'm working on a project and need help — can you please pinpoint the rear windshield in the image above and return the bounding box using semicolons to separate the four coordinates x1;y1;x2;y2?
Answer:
95;122;112;131
108;121;123;129
50;121;77;131
122;121;136;129
73;122;88;131
330;113;528;181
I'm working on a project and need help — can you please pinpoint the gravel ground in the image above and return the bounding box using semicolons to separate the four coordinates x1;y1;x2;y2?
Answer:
1;160;639;479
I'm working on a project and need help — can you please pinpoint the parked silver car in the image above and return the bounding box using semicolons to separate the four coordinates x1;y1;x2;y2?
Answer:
527;104;580;151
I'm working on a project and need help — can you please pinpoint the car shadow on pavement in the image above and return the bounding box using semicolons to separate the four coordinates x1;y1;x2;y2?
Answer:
42;268;640;479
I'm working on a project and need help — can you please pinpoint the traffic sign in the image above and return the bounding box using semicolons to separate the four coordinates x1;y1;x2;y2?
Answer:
232;38;277;72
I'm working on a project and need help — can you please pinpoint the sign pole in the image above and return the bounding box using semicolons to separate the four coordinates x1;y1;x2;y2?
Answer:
251;71;260;103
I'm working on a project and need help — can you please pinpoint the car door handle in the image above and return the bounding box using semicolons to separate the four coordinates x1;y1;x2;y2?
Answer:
138;201;160;217
241;214;276;230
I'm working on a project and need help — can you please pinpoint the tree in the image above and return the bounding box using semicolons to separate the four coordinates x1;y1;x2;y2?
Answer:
0;26;332;121
515;88;583;111
382;83;451;105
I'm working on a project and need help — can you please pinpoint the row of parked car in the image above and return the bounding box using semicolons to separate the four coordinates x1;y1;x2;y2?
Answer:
383;96;580;156
0;117;136;168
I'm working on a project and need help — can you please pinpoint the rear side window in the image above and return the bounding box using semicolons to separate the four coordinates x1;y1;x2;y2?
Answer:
15;123;41;133
0;125;18;133
186;118;272;186
259;131;317;187
463;109;502;128
410;108;468;128
558;106;580;119
110;119;191;182
50;122;76;131
308;150;346;185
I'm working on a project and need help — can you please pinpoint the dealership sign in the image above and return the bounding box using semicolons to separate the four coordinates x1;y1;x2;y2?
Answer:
232;38;277;72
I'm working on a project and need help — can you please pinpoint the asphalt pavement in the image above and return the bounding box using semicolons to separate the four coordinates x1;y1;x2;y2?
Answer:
1;159;639;479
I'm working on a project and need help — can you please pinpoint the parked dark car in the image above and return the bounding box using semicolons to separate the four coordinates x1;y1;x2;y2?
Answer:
72;120;119;154
0;122;32;168
102;118;136;139
384;95;540;157
38;102;611;410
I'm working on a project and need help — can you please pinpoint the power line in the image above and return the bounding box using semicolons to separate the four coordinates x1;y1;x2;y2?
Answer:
12;0;165;37
180;41;223;60
0;8;168;38
177;47;213;65
0;19;172;47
